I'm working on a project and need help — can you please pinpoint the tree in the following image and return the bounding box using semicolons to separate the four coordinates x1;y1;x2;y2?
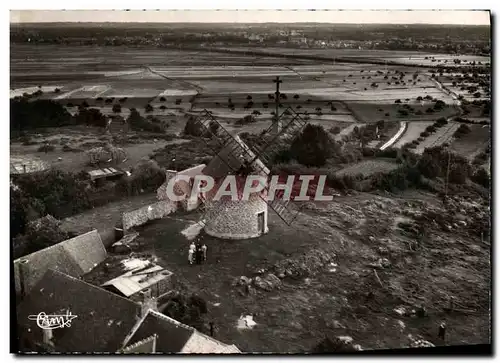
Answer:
471;167;490;188
74;108;107;127
434;100;446;110
160;96;166;102
395;99;402;104
10;99;72;135
162;294;208;332
145;104;154;113
183;116;204;137
290;124;332;167
112;104;121;113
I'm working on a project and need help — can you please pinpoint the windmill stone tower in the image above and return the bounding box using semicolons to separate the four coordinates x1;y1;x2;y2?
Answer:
201;136;269;239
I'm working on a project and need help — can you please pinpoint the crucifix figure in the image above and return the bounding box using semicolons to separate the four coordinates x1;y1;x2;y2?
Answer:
273;76;283;135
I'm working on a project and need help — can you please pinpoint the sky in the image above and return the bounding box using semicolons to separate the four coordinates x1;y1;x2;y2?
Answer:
10;10;491;25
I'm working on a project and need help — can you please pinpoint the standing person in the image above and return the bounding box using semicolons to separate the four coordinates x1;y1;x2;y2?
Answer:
201;244;207;262
195;243;202;265
188;242;195;265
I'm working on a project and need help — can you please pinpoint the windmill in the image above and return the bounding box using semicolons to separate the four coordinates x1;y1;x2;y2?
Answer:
190;104;309;239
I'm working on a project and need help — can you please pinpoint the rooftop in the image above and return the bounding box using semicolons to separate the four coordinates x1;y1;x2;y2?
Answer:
14;229;107;296
102;262;173;298
16;269;141;353
87;167;124;180
124;309;240;354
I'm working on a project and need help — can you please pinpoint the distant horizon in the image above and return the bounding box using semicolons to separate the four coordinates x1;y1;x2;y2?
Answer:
10;10;491;25
10;21;491;27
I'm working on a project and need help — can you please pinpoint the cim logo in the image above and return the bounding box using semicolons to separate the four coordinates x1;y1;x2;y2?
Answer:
28;311;77;330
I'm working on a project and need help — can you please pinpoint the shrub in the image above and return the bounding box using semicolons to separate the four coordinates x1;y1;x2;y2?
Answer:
128;109;164;133
162;293;208;332
10;99;73;134
13;169;91;220
471;167;490;188
330;126;341;135
37;144;55;153
74;108;108;127
436;117;448;125
112;104;122;113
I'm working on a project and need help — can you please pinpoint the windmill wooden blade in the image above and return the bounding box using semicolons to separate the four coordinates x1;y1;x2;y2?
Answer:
253;107;308;165
192;109;305;226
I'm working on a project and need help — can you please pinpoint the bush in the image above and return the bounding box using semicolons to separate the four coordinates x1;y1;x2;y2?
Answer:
436;117;448;125
162;293;208;332
471;167;490;188
74;108;108;127
13;169;91;220
10;99;73;134
128;109;164;133
116;159;165;197
22;216;70;257
37;144;55;152
330;126;341;135
112;104;121;113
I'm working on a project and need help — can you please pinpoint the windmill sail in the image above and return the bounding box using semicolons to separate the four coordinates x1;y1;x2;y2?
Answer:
192;108;307;226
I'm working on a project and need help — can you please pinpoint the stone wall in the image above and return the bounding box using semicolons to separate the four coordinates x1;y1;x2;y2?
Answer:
122;201;177;232
204;198;269;239
157;165;205;212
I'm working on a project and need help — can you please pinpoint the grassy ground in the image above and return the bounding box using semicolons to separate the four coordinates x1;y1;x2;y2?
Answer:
450;125;490;161
110;190;491;353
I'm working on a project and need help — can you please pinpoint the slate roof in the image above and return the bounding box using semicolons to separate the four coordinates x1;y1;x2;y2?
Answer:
121;335;157;353
13;230;107;296
16;269;141;353
124;310;240;354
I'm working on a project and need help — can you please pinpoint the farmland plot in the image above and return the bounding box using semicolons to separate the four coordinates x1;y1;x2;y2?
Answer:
415;121;461;154
393;121;434;148
335;158;398;177
450;124;490;160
